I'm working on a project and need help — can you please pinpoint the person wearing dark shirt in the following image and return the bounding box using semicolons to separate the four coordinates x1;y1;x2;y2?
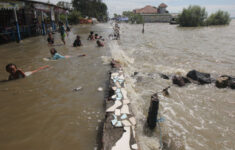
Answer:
47;33;54;45
5;63;25;80
73;35;82;47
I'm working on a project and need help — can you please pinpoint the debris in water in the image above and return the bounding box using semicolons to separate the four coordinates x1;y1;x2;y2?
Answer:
97;87;103;92
73;86;83;92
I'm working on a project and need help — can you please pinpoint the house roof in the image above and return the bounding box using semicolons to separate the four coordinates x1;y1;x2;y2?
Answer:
134;5;158;14
159;3;167;8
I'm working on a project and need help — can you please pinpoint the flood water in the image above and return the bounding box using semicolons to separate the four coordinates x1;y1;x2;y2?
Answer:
1;21;235;150
109;20;235;150
0;24;111;150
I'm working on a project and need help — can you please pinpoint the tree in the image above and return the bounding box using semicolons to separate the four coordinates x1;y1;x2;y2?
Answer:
72;0;108;21
68;10;82;24
122;11;143;24
178;5;231;27
178;5;207;27
206;10;231;25
59;10;82;25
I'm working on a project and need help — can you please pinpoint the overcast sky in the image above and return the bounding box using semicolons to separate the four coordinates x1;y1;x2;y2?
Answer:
39;0;235;17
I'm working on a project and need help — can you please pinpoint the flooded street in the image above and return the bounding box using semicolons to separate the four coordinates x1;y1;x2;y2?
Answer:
109;20;235;150
0;24;111;150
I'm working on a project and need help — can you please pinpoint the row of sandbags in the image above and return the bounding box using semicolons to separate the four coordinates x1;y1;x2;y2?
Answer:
166;70;235;89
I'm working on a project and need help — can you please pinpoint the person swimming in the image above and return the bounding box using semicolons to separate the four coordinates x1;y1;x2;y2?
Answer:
50;48;65;60
73;35;82;47
97;40;104;47
5;63;25;80
87;31;95;40
47;33;54;45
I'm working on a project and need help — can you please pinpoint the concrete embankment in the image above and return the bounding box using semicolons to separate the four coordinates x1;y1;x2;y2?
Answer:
101;60;139;150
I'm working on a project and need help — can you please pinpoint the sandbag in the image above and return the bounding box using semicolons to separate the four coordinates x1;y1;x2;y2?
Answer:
187;70;212;84
172;75;190;87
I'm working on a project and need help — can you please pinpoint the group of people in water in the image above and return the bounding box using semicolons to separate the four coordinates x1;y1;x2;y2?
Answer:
109;23;120;40
4;22;106;81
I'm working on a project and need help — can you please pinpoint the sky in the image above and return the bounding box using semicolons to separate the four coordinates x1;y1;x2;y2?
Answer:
38;0;235;17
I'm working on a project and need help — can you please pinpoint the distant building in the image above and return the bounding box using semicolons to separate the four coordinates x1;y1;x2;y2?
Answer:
133;5;158;14
133;3;172;23
158;3;168;14
133;3;168;15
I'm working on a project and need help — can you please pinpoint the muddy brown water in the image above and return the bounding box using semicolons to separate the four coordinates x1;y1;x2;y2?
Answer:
0;24;112;150
1;21;235;150
109;20;235;150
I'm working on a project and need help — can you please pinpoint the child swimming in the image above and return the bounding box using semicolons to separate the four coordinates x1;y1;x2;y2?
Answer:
49;48;86;60
50;48;65;60
5;63;25;80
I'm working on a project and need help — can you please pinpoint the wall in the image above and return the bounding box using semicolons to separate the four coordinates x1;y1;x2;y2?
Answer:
141;14;172;23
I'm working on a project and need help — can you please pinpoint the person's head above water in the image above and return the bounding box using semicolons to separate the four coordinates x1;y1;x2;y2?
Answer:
50;48;57;55
97;40;104;47
6;63;17;74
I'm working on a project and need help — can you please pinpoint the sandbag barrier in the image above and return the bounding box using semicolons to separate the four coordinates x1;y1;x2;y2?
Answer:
101;60;139;150
162;70;235;89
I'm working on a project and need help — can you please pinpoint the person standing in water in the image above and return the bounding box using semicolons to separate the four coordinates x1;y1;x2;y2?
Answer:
87;31;95;40
5;63;25;80
47;33;54;45
73;35;82;47
59;22;66;45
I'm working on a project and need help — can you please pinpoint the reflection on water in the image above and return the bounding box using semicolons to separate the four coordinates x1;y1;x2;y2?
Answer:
0;24;111;150
109;20;235;150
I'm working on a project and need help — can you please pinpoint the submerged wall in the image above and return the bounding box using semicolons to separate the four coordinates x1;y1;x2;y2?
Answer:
141;14;172;23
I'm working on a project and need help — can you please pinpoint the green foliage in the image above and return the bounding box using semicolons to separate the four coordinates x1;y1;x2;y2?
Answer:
68;10;82;24
122;11;143;24
114;13;121;18
206;10;231;25
72;0;108;22
59;10;82;25
178;5;231;27
178;5;207;27
133;14;143;24
59;14;66;23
